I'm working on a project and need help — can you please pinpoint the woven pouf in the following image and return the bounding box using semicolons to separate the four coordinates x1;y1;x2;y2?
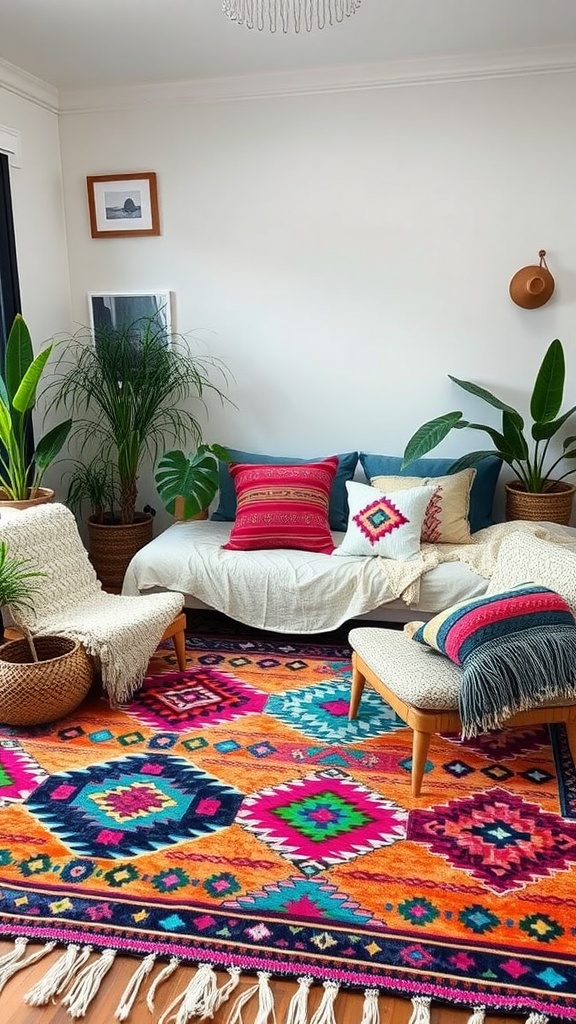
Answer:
0;636;93;726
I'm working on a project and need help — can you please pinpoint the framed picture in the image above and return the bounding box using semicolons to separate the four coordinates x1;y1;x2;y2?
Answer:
86;172;160;238
88;292;173;343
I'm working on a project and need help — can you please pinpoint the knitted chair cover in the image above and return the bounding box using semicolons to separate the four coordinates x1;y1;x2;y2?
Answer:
0;503;184;704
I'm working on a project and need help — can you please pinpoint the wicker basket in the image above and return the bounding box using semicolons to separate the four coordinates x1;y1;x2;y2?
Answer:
0;636;93;726
505;480;576;525
88;512;154;592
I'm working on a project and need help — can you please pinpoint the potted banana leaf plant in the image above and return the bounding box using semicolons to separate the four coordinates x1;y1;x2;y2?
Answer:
402;338;576;525
0;314;72;507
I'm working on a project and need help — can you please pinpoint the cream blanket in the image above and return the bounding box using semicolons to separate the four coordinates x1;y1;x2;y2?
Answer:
0;503;184;705
399;519;576;606
123;517;576;635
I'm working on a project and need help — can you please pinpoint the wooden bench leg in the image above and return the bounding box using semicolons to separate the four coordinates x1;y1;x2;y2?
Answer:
349;654;366;720
411;729;432;797
173;628;187;671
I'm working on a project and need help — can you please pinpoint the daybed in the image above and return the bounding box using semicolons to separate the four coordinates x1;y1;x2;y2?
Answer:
121;450;576;634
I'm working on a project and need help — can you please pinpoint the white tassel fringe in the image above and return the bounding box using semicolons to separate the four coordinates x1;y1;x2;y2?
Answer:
284;976;313;1024
466;1009;486;1024
309;981;339;1024
225;971;275;1024
147;957;180;1013
407;997;431;1024
359;989;380;1024
525;1016;549;1024
0;938;56;995
25;943;93;1006
158;963;219;1024
115;953;156;1021
212;966;242;1014
62;947;117;1018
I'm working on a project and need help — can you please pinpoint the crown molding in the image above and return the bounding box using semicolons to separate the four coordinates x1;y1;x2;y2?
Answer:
0;58;59;114
58;43;576;115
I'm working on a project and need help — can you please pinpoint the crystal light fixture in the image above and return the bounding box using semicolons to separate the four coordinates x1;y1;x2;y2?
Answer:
222;0;362;33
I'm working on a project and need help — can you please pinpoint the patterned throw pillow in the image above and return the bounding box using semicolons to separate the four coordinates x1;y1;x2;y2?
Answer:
333;480;435;561
211;450;358;531
222;457;338;553
370;469;475;545
410;584;576;737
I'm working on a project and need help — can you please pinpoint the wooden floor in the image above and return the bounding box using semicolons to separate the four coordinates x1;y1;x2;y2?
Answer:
0;947;522;1024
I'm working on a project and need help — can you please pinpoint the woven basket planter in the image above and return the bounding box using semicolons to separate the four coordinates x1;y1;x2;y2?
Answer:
505;480;576;525
0;636;93;726
88;512;154;592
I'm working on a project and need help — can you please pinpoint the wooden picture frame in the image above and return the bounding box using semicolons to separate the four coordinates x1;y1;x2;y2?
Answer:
86;171;160;238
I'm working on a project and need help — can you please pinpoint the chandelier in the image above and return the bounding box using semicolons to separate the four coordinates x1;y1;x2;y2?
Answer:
222;0;362;33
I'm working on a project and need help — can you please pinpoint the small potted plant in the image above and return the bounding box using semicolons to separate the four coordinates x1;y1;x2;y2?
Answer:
403;338;576;525
0;540;93;725
0;314;72;508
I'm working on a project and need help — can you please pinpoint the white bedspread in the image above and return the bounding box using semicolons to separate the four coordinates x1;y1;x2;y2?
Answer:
121;519;576;634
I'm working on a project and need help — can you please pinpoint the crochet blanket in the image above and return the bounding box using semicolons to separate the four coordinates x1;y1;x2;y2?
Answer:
0;503;184;705
400;519;576;606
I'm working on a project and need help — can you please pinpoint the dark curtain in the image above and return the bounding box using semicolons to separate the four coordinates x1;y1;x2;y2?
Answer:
0;153;21;358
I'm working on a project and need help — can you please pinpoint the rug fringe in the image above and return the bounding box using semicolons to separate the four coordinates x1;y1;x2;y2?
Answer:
359;989;380;1024
284;976;313;1024
465;1008;485;1024
225;971;275;1024
407;997;431;1024
212;966;242;1015
158;963;220;1024
147;956;180;1012
309;981;340;1024
62;947;117;1018
115;952;157;1021
24;943;93;1006
0;937;56;995
525;1015;549;1024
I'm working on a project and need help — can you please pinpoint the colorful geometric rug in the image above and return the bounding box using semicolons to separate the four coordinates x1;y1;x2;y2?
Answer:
0;628;575;1020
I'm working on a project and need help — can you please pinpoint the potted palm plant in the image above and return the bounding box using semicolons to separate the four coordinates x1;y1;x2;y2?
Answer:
0;539;92;725
402;338;576;525
45;315;232;589
0;314;72;507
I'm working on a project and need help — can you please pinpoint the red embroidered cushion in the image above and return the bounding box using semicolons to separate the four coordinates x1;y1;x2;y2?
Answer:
222;457;338;553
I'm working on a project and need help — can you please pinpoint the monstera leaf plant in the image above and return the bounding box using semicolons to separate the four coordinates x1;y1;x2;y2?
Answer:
155;443;230;520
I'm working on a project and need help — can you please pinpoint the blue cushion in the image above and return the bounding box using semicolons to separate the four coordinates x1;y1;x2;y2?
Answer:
211;450;358;532
358;453;502;533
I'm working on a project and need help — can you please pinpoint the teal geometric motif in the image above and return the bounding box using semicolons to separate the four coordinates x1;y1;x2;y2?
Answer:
224;875;378;926
265;681;403;743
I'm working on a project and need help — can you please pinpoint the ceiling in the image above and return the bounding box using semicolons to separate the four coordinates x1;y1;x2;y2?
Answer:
1;0;576;92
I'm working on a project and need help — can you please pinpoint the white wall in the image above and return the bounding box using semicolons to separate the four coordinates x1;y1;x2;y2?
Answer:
46;69;576;522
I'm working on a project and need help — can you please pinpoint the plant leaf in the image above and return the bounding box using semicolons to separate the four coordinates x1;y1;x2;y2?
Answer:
5;314;33;405
402;412;464;468
447;450;502;474
502;410;529;462
449;375;524;428
532;404;576;441
530;338;565;424
12;346;53;414
155;446;221;519
34;419;73;472
564;436;576;450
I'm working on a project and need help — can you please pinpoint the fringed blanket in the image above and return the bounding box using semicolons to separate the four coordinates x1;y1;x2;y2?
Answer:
0;503;184;704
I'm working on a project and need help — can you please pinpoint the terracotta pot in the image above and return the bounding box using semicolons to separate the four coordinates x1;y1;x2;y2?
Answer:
505;480;576;526
88;512;154;592
0;487;54;510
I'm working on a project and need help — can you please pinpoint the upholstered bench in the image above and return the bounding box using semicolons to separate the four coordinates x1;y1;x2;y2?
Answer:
348;626;576;797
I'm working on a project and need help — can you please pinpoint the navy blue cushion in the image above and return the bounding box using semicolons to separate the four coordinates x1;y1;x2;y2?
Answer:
358;453;502;533
211;450;358;532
